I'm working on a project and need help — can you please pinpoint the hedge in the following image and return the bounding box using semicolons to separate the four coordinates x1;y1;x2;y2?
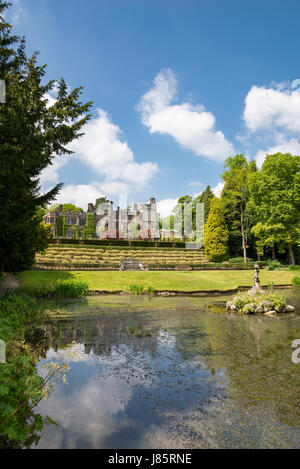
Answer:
54;238;187;249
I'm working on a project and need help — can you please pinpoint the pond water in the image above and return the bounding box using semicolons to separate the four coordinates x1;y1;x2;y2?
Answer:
33;290;300;449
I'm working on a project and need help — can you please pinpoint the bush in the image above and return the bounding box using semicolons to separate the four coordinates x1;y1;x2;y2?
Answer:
289;265;300;271
204;196;229;263
267;260;283;271
227;292;288;314
292;276;300;287
56;238;186;248
229;257;254;264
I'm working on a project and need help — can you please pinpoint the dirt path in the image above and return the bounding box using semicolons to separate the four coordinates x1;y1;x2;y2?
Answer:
0;273;21;297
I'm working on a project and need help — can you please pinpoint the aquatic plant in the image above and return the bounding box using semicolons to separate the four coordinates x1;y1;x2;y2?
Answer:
123;284;155;296
19;279;89;298
54;279;89;298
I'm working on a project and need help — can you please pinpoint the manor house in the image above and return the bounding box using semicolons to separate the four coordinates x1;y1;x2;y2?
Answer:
44;197;160;240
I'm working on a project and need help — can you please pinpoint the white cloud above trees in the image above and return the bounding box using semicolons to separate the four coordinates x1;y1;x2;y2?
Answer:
244;84;300;133
40;107;158;196
243;82;300;167
138;69;235;162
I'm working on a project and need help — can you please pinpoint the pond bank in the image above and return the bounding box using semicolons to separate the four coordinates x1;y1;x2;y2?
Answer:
0;273;21;298
88;284;293;297
17;270;296;296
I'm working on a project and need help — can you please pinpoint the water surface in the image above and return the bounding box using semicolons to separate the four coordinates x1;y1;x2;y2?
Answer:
33;291;300;449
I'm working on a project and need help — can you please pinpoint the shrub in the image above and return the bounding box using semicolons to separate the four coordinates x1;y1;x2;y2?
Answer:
204;196;229;263
292;276;300;287
229;257;254;264
267;260;282;271
289;265;300;271
228;292;288;314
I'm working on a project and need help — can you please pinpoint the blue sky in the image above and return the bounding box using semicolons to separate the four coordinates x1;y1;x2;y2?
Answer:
7;0;300;215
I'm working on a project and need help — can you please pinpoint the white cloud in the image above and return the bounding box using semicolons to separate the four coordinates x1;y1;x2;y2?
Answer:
244;84;300;133
212;182;225;198
138;69;235;161
255;138;300;168
188;181;203;187
157;198;178;217
68;109;158;192
40;105;158;196
40;155;70;185
5;0;27;25
53;182;104;210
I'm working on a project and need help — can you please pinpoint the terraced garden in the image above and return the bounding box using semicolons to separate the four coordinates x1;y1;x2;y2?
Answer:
35;244;209;270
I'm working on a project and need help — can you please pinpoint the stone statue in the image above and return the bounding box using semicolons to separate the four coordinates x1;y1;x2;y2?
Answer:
248;263;265;295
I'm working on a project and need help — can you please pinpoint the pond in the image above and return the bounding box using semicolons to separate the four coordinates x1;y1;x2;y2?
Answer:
32;290;300;449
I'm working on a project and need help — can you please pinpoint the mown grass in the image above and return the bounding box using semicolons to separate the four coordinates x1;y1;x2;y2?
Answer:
17;270;296;292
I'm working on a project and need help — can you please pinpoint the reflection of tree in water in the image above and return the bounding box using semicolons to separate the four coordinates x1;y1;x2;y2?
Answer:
203;309;300;428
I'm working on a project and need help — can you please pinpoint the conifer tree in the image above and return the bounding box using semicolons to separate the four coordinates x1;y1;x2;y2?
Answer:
0;2;92;271
204;196;229;262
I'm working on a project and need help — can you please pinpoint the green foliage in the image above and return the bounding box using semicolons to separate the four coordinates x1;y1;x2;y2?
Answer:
249;153;300;264
292;276;300;287
221;154;257;259
288;265;300;271
50;204;83;213
204;196;229;262
230;292;287;313
0;3;92;272
124;284;155;295
0;293;47;448
193;185;213;225
20;279;89;298
267;260;283;271
54;279;89;298
229;257;254;264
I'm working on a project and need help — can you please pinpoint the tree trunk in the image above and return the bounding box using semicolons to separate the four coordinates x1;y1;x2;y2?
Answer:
241;205;247;262
288;244;295;265
272;246;276;260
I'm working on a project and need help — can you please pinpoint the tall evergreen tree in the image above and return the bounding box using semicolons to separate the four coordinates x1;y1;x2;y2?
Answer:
204;196;229;262
0;2;92;271
193;185;213;227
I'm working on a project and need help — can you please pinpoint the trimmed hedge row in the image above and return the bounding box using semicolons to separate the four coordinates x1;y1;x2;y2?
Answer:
35;261;267;271
54;238;187;249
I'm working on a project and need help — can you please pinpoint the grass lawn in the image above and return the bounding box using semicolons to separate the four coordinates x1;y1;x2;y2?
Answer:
17;269;295;292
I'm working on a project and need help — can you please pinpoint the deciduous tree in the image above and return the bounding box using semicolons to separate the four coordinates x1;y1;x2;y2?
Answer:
248;153;300;265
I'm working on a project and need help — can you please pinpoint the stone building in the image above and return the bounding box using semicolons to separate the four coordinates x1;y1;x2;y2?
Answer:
44;197;159;240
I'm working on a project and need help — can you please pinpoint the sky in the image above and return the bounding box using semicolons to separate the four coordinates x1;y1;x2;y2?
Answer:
6;0;300;215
